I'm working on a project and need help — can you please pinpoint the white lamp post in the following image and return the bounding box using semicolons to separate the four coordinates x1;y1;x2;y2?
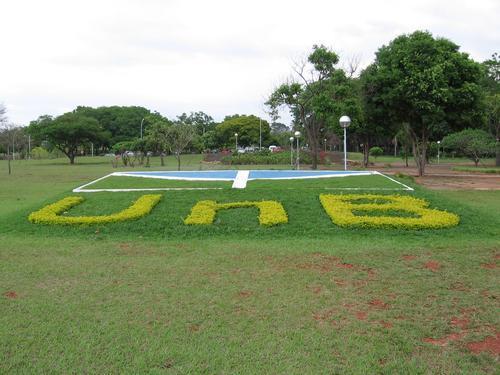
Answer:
324;138;327;153
234;133;238;152
140;118;145;139
259;119;262;150
289;136;294;167
437;140;441;164
339;115;351;171
294;131;301;170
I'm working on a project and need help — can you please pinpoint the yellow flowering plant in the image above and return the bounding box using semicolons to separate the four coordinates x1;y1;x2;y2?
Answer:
319;194;459;229
184;200;288;226
28;194;162;225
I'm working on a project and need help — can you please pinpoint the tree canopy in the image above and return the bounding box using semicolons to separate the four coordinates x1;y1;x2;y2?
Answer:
442;128;495;166
28;112;107;164
266;45;360;169
216;115;270;148
361;31;484;175
73;106;164;146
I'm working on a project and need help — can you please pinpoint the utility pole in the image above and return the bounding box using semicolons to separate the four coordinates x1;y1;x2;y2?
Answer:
7;144;11;175
259;119;262;150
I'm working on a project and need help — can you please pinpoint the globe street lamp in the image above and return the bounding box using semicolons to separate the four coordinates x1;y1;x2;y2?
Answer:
234;133;238;152
339;115;351;171
437;140;441;164
294;131;301;170
289;136;294;168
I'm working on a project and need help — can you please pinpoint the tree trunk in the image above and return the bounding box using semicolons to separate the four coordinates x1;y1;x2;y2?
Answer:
160;154;165;166
69;153;75;164
362;138;370;168
8;155;11;175
311;140;318;170
496;141;500;167
177;154;181;171
410;127;427;177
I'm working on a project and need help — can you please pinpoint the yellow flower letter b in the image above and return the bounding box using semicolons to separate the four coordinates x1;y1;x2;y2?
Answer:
319;194;459;229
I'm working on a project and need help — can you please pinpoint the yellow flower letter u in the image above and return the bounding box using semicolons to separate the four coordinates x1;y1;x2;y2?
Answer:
28;194;161;225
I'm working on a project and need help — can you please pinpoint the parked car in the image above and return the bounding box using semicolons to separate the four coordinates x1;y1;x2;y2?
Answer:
269;145;283;153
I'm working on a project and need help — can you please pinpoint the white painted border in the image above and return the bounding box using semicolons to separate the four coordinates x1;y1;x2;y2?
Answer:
72;170;414;193
374;171;414;191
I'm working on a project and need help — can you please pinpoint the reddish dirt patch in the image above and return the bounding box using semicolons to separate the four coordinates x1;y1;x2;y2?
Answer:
467;333;500;356
481;263;497;269
494;254;500;260
380;321;393;329
424;261;441;272
450;316;470;330
296;263;332;273
333;279;347;287
311;253;340;262
312;309;336;323
449;282;470;292
310;285;323;294
162;359;174;369
402;255;417;261
189;324;200;332
423;332;465;347
414;174;500;191
355;311;368;321
369;299;389;309
3;291;17;299
237;291;253;298
337;263;354;269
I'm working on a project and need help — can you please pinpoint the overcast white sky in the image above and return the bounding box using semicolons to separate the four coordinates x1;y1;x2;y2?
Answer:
1;0;499;125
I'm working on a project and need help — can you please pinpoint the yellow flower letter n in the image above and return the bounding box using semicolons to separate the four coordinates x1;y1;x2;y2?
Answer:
184;200;288;227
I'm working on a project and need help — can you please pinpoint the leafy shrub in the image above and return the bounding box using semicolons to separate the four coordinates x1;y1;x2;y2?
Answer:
369;146;384;159
222;150;312;165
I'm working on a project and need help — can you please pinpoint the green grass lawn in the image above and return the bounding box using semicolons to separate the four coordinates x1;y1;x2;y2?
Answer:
1;157;499;373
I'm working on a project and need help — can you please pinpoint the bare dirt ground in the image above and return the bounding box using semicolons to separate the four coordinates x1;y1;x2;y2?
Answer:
368;163;500;190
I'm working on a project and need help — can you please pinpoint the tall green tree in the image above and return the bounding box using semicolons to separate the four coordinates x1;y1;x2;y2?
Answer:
442;129;495;166
363;31;484;175
74;106;163;146
266;45;360;169
165;122;196;171
145;120;172;166
482;53;500;166
216;115;270;148
177;111;216;135
28;113;106;164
